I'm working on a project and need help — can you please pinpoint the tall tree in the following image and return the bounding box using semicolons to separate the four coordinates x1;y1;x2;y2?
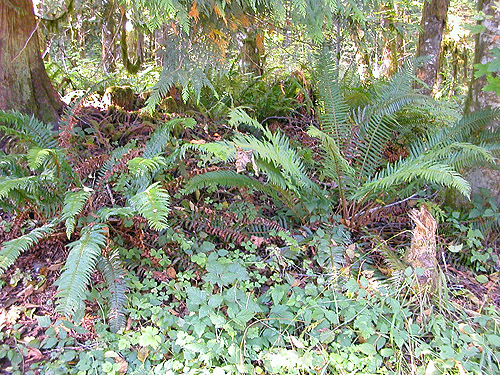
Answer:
463;0;500;202
467;0;500;112
101;0;117;73
416;0;450;95
0;0;63;123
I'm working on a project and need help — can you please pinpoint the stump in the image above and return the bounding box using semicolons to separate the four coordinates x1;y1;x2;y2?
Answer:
405;205;439;286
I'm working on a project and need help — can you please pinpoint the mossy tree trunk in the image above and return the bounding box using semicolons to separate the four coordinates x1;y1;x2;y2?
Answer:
101;0;117;73
416;0;450;96
462;0;500;204
0;0;63;124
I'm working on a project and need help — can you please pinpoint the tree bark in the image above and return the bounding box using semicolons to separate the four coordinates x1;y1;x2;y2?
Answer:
467;0;500;112
0;0;63;124
463;0;500;203
416;0;450;95
101;0;117;73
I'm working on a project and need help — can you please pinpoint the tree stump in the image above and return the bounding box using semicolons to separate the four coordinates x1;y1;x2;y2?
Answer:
405;205;439;286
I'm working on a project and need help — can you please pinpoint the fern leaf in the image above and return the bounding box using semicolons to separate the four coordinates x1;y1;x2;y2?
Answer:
316;50;349;140
0;222;55;275
97;249;128;333
56;224;108;318
181;169;267;194
0;110;57;148
128;156;168;177
307;126;354;180
97;206;135;222
228;107;264;132
129;182;170;231
351;160;471;201
62;189;92;239
0;176;36;200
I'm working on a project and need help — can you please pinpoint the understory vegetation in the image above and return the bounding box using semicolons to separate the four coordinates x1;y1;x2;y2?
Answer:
1;0;500;374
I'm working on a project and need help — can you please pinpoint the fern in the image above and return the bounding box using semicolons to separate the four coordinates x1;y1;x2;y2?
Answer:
129;182;170;231
0;176;37;200
227;106;264;132
128;156;168;177
56;224;108;318
180;141;236;162
142;118;196;158
182;170;268;195
62;189;93;239
0;222;56;275
97;248;128;333
351;160;471;202
234;129;320;195
316;49;349;140
0;110;57;148
97;206;136;222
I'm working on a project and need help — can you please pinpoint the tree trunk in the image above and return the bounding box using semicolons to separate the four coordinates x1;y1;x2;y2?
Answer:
240;29;264;76
416;0;450;96
467;0;500;112
381;3;398;77
462;0;500;203
101;0;117;73
0;0;63;124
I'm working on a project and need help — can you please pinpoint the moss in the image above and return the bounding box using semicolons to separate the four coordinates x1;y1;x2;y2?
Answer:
102;86;136;111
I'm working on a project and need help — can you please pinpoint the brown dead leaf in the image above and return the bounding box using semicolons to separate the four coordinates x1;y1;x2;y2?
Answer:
27;347;44;362
291;279;301;287
250;235;265;248
188;1;199;22
166;267;177;279
190;139;206;144
236;146;253;173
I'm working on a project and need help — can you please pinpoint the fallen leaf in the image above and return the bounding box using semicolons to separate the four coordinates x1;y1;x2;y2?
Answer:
190;139;206;144
289;335;305;349
166;267;177;279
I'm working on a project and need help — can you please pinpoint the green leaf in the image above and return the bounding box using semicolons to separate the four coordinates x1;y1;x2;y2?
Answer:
37;316;51;328
475;275;488;284
356;343;376;356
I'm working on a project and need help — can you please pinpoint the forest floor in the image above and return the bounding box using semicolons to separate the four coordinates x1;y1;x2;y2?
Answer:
1;97;500;374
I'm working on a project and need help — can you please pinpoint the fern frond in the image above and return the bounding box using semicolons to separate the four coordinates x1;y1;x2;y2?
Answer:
234;130;319;195
0;222;56;275
97;248;128;333
97;206;135;222
0;176;36;200
62;189;92;239
0;110;57;148
142;118;196;158
351;160;471;201
129;182;170;231
419;142;494;169
128;156;168;177
228;107;264;132
307;126;354;181
182;170;268;195
180;141;236;162
316;50;349;140
56;224;108;318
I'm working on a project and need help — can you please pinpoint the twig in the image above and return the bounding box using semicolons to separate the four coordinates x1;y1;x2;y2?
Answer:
12;20;40;62
350;194;419;220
